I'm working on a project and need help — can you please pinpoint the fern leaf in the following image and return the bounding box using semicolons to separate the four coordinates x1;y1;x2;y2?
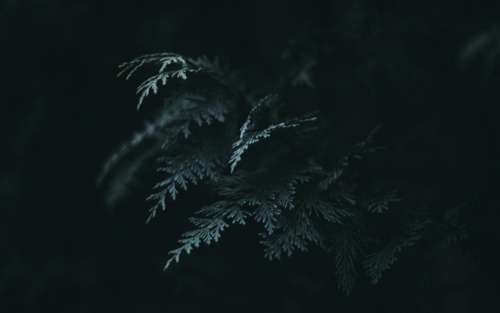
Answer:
117;52;187;79
135;68;201;109
117;52;203;109
196;201;251;226
334;230;362;295
164;217;229;270
306;198;354;224
364;219;430;284
229;115;317;173
365;190;401;214
261;209;321;260
146;144;222;222
216;169;314;234
253;203;282;235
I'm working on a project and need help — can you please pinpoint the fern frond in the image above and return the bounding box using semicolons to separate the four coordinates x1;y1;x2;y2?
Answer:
197;201;251;225
164;199;254;269
365;190;401;214
118;53;240;109
164;217;229;270
217;168;314;234
253;203;282;235
229;114;317;173
146;144;223;223
305;198;354;224
261;209;321;260
150;93;228;146
175;93;227;127
118;52;203;109
117;53;187;79
238;94;277;138
162;167;316;267
364;219;430;284
135;68;200;109
334;230;362;295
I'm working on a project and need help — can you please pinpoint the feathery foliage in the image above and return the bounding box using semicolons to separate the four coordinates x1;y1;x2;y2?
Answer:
99;47;452;295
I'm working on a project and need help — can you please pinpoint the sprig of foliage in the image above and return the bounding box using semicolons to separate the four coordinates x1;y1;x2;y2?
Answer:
365;190;401;214
164;216;229;270
229;114;318;173
100;50;441;295
118;53;203;109
363;219;431;284
146;143;223;223
333;229;363;294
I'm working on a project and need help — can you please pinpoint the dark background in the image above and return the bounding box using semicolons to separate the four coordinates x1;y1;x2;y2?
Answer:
1;0;498;312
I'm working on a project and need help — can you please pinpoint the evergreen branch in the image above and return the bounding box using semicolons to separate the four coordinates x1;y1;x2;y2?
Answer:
364;219;431;284
118;52;202;109
103;46;438;294
305;198;354;224
117;52;188;79
146;144;223;223
229;114;317;173
135;67;201;109
197;201;251;226
334;230;363;295
365;190;401;214
164;217;229;270
261;209;321;260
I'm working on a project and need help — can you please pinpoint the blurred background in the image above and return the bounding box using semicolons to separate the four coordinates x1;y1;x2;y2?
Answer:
0;0;498;312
